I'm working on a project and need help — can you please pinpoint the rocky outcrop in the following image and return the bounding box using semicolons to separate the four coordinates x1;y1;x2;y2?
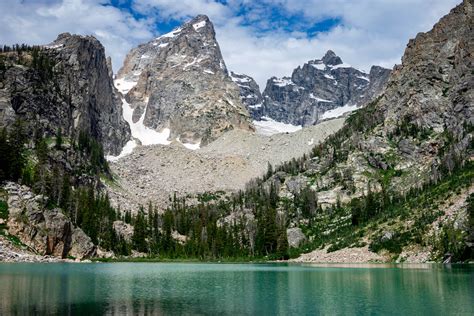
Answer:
230;71;264;120
0;33;130;155
261;50;390;126
116;15;253;146
3;182;96;259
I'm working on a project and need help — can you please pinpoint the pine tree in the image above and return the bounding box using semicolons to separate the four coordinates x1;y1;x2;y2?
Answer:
55;127;63;149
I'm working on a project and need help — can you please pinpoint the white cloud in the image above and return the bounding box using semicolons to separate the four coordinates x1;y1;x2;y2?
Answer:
0;0;153;72
0;0;462;88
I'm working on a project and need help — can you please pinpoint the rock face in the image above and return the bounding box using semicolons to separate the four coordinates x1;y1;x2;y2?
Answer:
230;71;264;120
0;33;130;155
261;50;391;125
116;15;253;146
3;182;96;259
382;0;473;136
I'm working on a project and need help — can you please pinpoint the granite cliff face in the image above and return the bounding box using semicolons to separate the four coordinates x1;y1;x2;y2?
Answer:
0;33;130;155
116;15;253;146
260;51;391;125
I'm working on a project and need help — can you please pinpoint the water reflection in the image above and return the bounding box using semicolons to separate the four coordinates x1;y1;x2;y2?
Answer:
0;263;472;315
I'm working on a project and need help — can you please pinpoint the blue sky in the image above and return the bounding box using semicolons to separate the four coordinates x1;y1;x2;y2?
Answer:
1;0;461;87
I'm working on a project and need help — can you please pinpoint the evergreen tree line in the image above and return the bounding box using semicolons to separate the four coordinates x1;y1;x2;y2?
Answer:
0;45;55;82
126;183;289;259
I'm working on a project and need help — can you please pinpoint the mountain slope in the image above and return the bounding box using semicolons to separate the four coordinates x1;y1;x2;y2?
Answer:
268;0;473;261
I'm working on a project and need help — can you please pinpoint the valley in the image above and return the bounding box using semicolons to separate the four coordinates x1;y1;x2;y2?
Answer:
0;0;472;264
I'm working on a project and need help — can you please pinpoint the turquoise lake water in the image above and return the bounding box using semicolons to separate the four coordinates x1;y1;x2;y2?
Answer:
0;263;472;315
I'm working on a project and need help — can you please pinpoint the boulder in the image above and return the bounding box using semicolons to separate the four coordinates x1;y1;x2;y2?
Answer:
287;227;307;248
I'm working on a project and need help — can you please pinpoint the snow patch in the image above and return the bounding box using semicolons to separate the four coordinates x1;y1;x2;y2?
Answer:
159;27;182;39
249;103;262;109
124;100;171;146
177;137;201;150
231;74;251;83
311;62;326;70
107;79;173;161
153;42;169;48
324;74;335;80
309;93;333;103
106;140;136;162
321;103;359;120
114;77;138;95
272;77;293;87
204;69;215;75
356;75;370;82
193;21;206;31
254;117;302;136
219;60;226;70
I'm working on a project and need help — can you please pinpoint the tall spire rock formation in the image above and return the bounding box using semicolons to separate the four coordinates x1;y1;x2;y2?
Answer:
115;15;253;147
260;51;391;126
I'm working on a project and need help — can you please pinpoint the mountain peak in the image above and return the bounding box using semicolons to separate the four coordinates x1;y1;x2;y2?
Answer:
190;14;210;23
322;50;343;66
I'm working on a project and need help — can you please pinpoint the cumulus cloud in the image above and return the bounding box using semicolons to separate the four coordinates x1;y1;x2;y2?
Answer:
0;0;153;72
0;0;462;87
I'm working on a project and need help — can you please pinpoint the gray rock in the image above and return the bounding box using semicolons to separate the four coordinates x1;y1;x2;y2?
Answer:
260;50;391;126
287;227;307;248
230;71;264;120
113;220;134;242
70;228;96;259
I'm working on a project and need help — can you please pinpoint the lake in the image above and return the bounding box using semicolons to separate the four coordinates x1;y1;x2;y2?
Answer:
0;263;472;315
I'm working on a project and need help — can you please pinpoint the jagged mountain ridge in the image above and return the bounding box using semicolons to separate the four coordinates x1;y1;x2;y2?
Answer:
259;50;391;126
0;33;130;155
115;15;253;147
